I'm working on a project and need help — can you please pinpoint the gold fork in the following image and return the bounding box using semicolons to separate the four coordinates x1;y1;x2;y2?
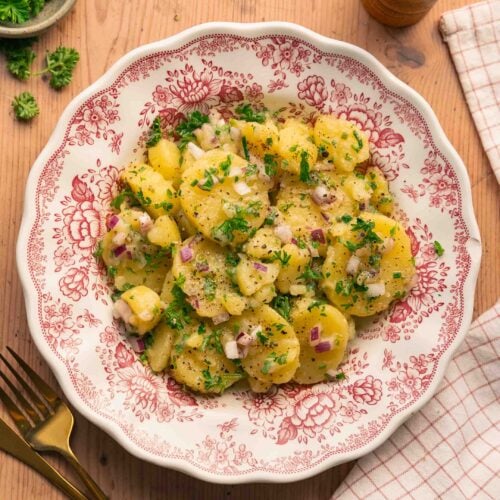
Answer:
0;347;107;500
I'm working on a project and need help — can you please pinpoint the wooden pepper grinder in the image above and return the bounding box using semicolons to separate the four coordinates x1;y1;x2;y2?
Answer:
361;0;438;27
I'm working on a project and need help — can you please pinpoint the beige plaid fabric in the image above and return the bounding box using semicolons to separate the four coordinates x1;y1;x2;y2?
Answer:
440;0;500;183
333;301;500;499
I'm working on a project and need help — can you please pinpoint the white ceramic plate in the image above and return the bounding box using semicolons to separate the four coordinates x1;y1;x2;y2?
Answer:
17;22;481;483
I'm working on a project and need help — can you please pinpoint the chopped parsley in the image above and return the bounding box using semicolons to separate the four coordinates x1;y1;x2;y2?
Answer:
235;103;266;123
212;216;250;242
241;136;250;160
263;153;278;177
299;150;312;184
269;250;291;266
201;328;223;354
271;294;292;321
146;116;162;147
203;276;217;301
162;274;193;330
433;240;445;257
198;168;218;191
352;130;363;153
261;352;288;375
111;188;140;209
175;111;210;150
219;155;232;176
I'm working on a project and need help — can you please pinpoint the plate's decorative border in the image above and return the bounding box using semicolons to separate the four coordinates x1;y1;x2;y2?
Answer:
18;24;480;483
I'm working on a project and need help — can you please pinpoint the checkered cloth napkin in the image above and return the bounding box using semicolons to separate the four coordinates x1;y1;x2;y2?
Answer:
439;0;500;183
333;301;500;499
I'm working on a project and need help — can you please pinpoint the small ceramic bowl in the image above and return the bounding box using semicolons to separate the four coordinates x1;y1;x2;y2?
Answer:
0;0;76;38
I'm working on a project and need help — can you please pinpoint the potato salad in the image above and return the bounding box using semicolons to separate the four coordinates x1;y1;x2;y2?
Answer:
97;104;416;394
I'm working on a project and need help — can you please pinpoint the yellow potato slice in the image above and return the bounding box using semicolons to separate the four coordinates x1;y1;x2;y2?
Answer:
291;298;349;384
321;212;415;316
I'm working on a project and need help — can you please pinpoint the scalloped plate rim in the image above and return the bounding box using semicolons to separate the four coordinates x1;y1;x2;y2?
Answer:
16;21;481;484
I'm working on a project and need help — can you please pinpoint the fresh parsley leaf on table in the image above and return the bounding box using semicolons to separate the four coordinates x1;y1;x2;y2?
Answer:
12;92;39;121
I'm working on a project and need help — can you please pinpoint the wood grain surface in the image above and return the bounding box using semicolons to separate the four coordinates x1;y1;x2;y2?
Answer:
0;1;498;499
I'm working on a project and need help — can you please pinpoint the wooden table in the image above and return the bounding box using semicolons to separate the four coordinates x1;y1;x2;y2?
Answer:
0;1;498;498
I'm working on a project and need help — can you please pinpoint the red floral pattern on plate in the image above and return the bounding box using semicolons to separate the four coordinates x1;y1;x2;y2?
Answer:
18;31;479;482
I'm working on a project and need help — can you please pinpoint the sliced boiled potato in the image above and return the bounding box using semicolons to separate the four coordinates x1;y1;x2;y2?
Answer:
180;149;271;247
170;319;244;394
366;166;393;215
122;163;179;218
172;235;244;318
321;212;415;316
276;119;318;177
146;323;176;372
223;306;300;385
121;285;162;335
275;243;311;294
291;298;349;384
148;138;181;185
101;209;169;293
234;119;279;158
235;256;280;296
313;116;369;172
244;227;282;260
275;175;329;256
147;215;181;248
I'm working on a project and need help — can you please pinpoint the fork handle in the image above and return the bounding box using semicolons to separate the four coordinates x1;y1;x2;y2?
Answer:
64;452;108;500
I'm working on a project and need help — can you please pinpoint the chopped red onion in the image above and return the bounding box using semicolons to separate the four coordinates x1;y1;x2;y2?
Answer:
113;245;127;257
309;325;321;346
180;246;193;263
308;245;319;258
230;127;241;141
236;331;253;346
253;262;268;272
139;212;153;233
189;234;203;247
229;166;244;178
187;296;200;310
291;237;298;245
213;312;230;325
223;340;240;359
380;237;394;254
112;231;127;247
238;344;250;359
195;262;210;273
274;224;293;244
234;181;251;196
366;282;386;298
128;336;145;354
311;185;334;205
112;299;133;323
187;141;205;160
107;214;120;230
311;228;325;244
249;325;262;341
315;341;332;353
321;212;330;222
346;255;361;276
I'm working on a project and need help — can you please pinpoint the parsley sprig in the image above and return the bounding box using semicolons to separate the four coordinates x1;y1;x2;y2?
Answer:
0;38;36;80
12;92;39;121
36;46;80;90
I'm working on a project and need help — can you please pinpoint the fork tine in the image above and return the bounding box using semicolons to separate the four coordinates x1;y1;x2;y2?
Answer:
0;383;33;435
0;370;41;425
0;354;52;419
6;347;60;410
